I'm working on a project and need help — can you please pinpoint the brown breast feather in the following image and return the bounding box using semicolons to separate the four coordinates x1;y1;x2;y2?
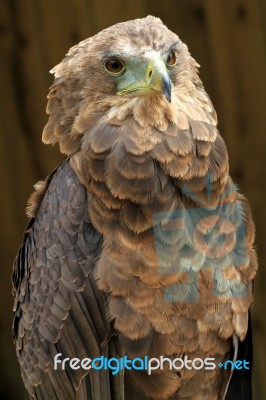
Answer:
68;91;257;399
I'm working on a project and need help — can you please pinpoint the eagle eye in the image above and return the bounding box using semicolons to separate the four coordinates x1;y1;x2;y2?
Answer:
104;58;125;76
166;50;177;68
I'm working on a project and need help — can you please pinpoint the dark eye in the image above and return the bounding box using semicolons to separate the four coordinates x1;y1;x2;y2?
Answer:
166;50;177;68
104;58;125;76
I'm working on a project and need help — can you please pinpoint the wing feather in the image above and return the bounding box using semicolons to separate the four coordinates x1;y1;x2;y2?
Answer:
12;160;121;399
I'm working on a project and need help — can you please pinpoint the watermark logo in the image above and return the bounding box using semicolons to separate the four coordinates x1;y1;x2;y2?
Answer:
153;173;248;302
53;354;250;374
218;360;250;370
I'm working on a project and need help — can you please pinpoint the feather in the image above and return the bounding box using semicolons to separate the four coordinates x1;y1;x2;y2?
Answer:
13;15;257;400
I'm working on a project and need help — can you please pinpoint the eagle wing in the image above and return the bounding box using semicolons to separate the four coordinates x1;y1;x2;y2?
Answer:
12;160;123;400
224;312;253;400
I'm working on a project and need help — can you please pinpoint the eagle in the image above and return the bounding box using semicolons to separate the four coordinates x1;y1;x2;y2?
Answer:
12;16;257;400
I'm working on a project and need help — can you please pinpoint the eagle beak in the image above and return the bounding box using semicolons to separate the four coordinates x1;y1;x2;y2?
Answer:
146;60;172;103
117;56;172;103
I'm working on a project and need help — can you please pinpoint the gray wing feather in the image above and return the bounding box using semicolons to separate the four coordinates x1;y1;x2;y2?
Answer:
12;160;123;399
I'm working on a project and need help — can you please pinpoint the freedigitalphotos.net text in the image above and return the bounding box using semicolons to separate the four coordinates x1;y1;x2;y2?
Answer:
54;354;249;375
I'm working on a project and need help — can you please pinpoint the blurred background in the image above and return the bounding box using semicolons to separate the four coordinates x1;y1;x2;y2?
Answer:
0;0;265;399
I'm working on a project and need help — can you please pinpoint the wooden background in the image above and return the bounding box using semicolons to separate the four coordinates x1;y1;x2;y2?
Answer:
0;0;265;398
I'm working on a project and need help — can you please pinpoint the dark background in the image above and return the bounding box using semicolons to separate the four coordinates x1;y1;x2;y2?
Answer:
1;0;265;399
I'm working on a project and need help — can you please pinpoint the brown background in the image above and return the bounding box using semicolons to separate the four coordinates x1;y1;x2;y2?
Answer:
0;0;265;399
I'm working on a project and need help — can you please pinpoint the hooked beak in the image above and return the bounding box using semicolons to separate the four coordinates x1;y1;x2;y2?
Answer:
117;56;172;103
149;65;172;102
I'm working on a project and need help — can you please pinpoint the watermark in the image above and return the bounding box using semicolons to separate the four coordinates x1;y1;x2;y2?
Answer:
153;173;248;302
218;360;250;370
53;354;249;375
